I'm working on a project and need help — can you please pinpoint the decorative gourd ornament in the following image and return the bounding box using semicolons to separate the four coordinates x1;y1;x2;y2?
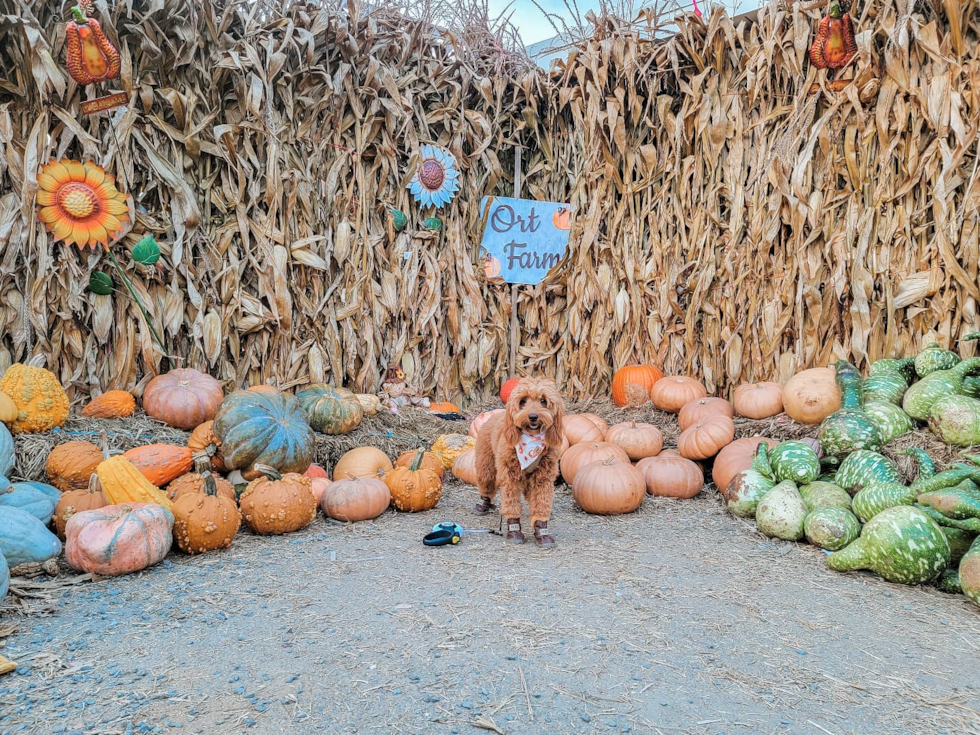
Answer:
650;376;708;413
452;449;478;485
64;5;121;85
45;440;103;492
81;390;136;418
65;503;173;576
563;415;605;445
187;421;225;473
611;366;663;406
172;465;241;554
167;455;236;504
395;450;444;479
431;434;475;470
295;384;364;435
809;0;857;70
320;476;390;522
605;422;663;460
333;447;393;481
123;444;194;486
560;442;630;484
678;397;734;431
639;454;704;499
0;356;70;434
384;449;443;512
0;392;17;424
733;382;784;419
571;460;645;515
54;473;109;539
239;465;317;535
143;368;224;430
213;390;314;477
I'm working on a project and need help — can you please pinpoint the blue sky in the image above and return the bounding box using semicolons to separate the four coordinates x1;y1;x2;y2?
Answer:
486;0;597;44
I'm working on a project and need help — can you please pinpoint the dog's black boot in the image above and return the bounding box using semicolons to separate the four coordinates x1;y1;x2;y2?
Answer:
533;521;556;548
474;496;494;514
505;518;525;544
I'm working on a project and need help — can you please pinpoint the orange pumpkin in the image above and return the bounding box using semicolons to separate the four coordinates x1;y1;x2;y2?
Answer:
187;420;225;473
605;422;663;460
310;477;332;504
733;382;784;419
123;444;194;486
395;450;444;479
650;376;708;413
143;368;224;430
166;455;237;504
639;454;704;498
172;467;241;554
713;437;778;498
563;414;605;445
65;503;174;576
384;449;443;512
469;409;504;438
247;384;281;395
333;447;393;481
81;390;136;419
45;440;104;492
484;255;502;278
320;476;390;522
452;449;478;485
611;365;664;407
53;474;109;540
783;368;840;424
304;464;329;479
560;442;630;484
239;465;317;535
678;397;734;431
677;414;735;460
552;206;573;231
571;460;645;515
500;377;520;403
580;413;609;437
429;401;460;414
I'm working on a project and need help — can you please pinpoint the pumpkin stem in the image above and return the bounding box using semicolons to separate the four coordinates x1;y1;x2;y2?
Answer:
201;466;218;497
409;448;426;471
253;463;282;481
87;472;103;495
191;452;212;475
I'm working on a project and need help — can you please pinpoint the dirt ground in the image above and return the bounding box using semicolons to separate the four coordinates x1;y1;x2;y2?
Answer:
2;404;980;734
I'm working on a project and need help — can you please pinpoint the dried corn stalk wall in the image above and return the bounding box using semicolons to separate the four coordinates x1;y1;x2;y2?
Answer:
0;0;978;405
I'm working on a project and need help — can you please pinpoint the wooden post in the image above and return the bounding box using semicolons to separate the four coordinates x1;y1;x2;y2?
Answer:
509;147;522;377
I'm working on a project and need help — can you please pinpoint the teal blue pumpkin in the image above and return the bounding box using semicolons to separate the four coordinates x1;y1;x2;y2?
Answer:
213;390;315;476
15;481;61;504
0;423;13;477
295;385;364;435
0;483;56;524
0;506;62;566
0;550;8;601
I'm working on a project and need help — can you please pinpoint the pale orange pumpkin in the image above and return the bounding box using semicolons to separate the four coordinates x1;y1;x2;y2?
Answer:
469;409;505;438
64;502;174;576
310;477;332;504
783;368;840;424
605;422;663;460
452;449;478;485
677;414;735;460
580;413;609;437
678;397;734;431
320;476;390;521
395;449;444;479
384;449;442;512
304;464;329;479
560;442;630;484
713;437;778;498
563;414;605;445
571;459;645;515
639;454;704;498
611;366;663;407
733;382;784;419
143;368;224;430
333;447;393;481
650;376;708;413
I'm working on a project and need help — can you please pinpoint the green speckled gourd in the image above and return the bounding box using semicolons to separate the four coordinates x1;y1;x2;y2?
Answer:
960;536;980;605
903;358;980;420
799;481;852;511
726;469;775;518
827;505;950;585
767;441;820;484
941;526;977;565
962;376;980;400
804;506;860;550
917;483;980;520
927;394;980;447
917;504;980;532
863;401;914;444
852;483;917;523
912;466;976;493
862;372;910;405
750;442;773;478
834;450;901;494
870;357;916;381
755;481;808;541
936;568;962;594
818;361;883;456
901;448;935;482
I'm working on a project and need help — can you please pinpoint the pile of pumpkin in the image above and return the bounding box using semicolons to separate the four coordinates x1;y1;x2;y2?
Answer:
0;361;472;597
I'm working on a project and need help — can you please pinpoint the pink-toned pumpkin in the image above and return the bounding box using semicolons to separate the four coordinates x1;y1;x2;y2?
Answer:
64;503;174;576
143;368;224;430
677;414;736;460
452;449;478;485
571;460;646;515
304;464;329;479
650;376;708;413
605;422;663;460
469;409;505;439
579;413;609;437
733;382;784;419
319;476;390;522
639;454;704;498
310;477;332;504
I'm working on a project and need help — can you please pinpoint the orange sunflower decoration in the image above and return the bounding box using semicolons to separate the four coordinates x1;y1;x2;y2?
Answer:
36;159;130;249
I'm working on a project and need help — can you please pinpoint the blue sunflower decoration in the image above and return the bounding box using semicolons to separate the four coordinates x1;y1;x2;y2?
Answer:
408;145;460;208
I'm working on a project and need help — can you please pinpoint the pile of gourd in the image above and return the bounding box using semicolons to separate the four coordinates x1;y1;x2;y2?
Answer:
0;361;468;601
717;336;980;607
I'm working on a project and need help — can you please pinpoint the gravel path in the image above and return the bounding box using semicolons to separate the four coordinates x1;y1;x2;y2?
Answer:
2;480;980;735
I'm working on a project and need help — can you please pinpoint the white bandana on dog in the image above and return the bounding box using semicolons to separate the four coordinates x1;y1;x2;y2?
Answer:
516;432;546;473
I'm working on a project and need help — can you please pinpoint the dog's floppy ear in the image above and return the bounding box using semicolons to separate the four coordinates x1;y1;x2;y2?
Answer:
544;384;566;449
501;390;522;447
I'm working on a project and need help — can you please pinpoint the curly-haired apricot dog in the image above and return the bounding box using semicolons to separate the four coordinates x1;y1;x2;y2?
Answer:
473;378;565;547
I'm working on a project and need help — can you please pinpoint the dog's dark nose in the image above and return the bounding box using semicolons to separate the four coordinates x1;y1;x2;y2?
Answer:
529;413;538;421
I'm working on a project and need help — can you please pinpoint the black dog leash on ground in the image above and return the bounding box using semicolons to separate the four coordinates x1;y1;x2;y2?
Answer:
423;522;501;546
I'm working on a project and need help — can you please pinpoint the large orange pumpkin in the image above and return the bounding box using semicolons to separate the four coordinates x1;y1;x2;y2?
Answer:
172;467;241;554
123;444;194;487
333;447;393;481
678;397;734;431
469;409;504;438
611;365;664;407
605;422;663;460
563;414;605;445
713;437;778;498
677;414;735;460
143;368;224;430
81;390;136;419
783;368;840;424
239;465;317;535
639;454;704;498
650;376;708;413
571;460;645;515
64;503;174;576
320;476;390;522
384;449;442;512
560;442;630;484
733;382;784;419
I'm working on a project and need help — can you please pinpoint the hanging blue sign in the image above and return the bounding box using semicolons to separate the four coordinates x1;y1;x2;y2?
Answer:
479;197;572;285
